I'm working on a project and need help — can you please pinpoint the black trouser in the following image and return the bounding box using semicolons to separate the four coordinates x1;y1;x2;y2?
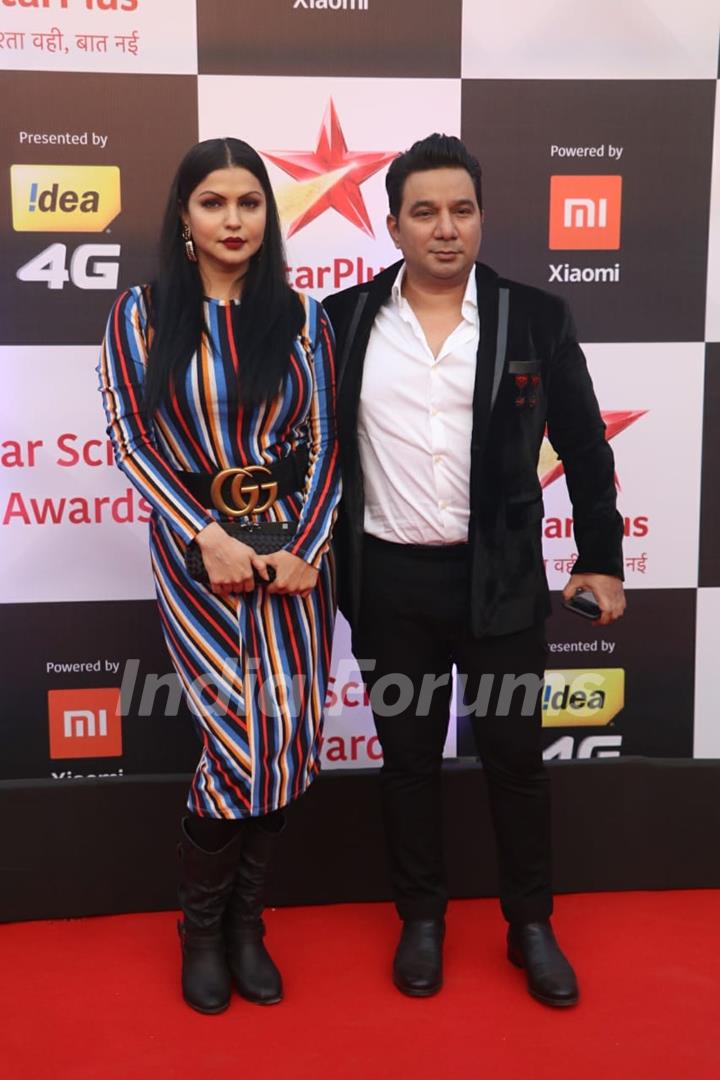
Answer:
353;535;552;926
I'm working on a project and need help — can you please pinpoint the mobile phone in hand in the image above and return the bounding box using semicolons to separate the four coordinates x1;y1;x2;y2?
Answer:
563;588;602;620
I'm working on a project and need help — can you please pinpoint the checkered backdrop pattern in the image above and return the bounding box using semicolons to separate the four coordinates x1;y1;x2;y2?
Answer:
0;0;718;782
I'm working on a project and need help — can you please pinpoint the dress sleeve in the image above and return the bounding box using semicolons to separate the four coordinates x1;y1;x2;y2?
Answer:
97;287;215;544
286;298;342;568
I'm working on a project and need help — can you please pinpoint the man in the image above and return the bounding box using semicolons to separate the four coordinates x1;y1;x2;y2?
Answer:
322;134;625;1008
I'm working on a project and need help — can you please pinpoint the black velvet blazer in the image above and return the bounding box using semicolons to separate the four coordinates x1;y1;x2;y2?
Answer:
322;260;624;637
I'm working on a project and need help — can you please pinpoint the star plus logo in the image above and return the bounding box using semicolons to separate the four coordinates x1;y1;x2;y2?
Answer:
538;409;647;489
263;100;398;238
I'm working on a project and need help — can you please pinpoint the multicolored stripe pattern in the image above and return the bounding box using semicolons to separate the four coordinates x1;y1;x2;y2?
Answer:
98;287;341;818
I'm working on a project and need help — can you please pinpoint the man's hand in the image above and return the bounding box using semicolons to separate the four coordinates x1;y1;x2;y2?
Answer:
562;573;626;627
265;551;319;598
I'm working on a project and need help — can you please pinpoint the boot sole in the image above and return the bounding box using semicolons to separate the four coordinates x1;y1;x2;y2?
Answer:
183;996;231;1015
507;950;579;1008
235;984;282;1006
236;990;283;1005
529;989;579;1008
392;974;443;998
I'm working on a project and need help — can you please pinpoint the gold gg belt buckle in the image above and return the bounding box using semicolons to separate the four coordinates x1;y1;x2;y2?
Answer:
210;466;278;517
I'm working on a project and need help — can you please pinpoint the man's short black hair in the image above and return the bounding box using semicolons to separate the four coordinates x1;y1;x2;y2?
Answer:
385;133;483;219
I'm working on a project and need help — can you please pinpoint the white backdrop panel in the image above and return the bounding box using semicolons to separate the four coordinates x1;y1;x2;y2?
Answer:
693;588;720;757
0;345;155;603
541;342;705;590
462;0;720;80
0;0;198;75
197;75;462;300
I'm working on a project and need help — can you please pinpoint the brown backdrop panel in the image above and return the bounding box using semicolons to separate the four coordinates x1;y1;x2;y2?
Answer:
456;589;697;760
461;79;716;343
0;600;199;782
197;0;462;77
0;71;198;346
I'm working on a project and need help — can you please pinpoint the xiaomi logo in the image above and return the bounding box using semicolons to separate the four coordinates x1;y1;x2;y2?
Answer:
549;175;622;250
48;688;122;759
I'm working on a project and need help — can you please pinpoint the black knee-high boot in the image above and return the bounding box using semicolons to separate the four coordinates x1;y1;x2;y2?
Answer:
177;817;244;1014
225;812;285;1004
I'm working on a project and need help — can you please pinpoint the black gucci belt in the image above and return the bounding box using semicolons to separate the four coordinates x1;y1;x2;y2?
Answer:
177;446;309;519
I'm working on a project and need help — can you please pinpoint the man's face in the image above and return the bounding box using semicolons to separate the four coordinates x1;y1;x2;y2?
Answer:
387;167;482;286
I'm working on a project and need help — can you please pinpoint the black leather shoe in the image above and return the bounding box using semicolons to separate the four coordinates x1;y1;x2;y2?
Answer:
393;919;445;997
507;921;579;1007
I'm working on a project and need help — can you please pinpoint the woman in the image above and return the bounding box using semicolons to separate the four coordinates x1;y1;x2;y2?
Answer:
98;138;340;1014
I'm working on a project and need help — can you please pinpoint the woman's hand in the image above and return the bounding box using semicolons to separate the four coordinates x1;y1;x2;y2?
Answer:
264;551;319;598
194;522;269;596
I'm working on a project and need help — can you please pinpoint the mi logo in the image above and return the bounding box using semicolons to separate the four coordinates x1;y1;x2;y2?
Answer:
64;710;108;738
564;197;607;229
48;688;122;759
549;176;622;250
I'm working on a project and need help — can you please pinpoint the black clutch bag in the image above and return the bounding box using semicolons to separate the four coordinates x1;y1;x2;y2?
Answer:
185;521;297;586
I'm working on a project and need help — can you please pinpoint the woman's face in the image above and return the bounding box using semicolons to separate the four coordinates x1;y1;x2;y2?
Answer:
181;165;267;279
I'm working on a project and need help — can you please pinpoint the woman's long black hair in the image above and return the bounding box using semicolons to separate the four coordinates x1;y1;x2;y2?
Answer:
142;138;304;415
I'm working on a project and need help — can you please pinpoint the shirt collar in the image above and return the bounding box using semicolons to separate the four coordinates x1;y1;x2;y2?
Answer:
392;263;478;322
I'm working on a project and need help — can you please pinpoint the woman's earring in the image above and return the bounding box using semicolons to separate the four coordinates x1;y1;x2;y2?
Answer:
182;224;197;263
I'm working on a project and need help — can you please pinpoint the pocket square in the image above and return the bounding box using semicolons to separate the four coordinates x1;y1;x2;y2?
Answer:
507;359;542;374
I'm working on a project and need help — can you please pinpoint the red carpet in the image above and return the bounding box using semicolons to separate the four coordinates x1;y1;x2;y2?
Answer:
1;891;719;1080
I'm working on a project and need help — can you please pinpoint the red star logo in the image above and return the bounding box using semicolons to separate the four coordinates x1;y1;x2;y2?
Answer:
263;100;398;238
539;409;647;489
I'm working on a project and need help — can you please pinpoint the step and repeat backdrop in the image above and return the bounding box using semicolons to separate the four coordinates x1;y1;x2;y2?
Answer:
1;1;719;784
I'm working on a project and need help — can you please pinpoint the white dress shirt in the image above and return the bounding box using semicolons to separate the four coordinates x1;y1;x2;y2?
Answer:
358;265;479;545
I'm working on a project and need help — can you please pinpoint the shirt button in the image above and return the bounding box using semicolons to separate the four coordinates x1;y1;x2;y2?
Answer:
433;454;443;463
440;500;448;509
431;406;438;416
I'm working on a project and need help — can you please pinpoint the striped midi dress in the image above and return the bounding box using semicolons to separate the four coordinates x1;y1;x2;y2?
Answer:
98;287;341;818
